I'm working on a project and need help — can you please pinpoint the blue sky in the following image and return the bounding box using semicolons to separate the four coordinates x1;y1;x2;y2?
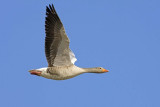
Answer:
1;0;160;107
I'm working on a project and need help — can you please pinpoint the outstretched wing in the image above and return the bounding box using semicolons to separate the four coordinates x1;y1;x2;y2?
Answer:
45;4;77;67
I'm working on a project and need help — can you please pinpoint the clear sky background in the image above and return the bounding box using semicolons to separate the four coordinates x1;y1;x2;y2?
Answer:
0;0;160;107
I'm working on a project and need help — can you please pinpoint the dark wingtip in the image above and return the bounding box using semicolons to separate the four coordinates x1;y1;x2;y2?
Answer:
46;4;56;14
46;6;50;13
49;4;52;9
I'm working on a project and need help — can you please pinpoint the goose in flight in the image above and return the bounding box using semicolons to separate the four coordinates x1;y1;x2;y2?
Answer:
29;4;109;80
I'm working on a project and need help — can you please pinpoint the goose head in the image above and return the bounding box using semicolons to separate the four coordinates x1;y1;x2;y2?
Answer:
97;67;109;73
83;67;109;73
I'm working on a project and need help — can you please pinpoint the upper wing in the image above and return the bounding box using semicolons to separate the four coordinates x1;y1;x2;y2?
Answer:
45;4;77;67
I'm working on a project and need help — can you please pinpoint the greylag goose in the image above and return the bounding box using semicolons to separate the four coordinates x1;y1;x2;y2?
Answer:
29;4;109;80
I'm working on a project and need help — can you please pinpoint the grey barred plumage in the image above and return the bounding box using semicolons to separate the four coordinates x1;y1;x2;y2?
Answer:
41;65;85;80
